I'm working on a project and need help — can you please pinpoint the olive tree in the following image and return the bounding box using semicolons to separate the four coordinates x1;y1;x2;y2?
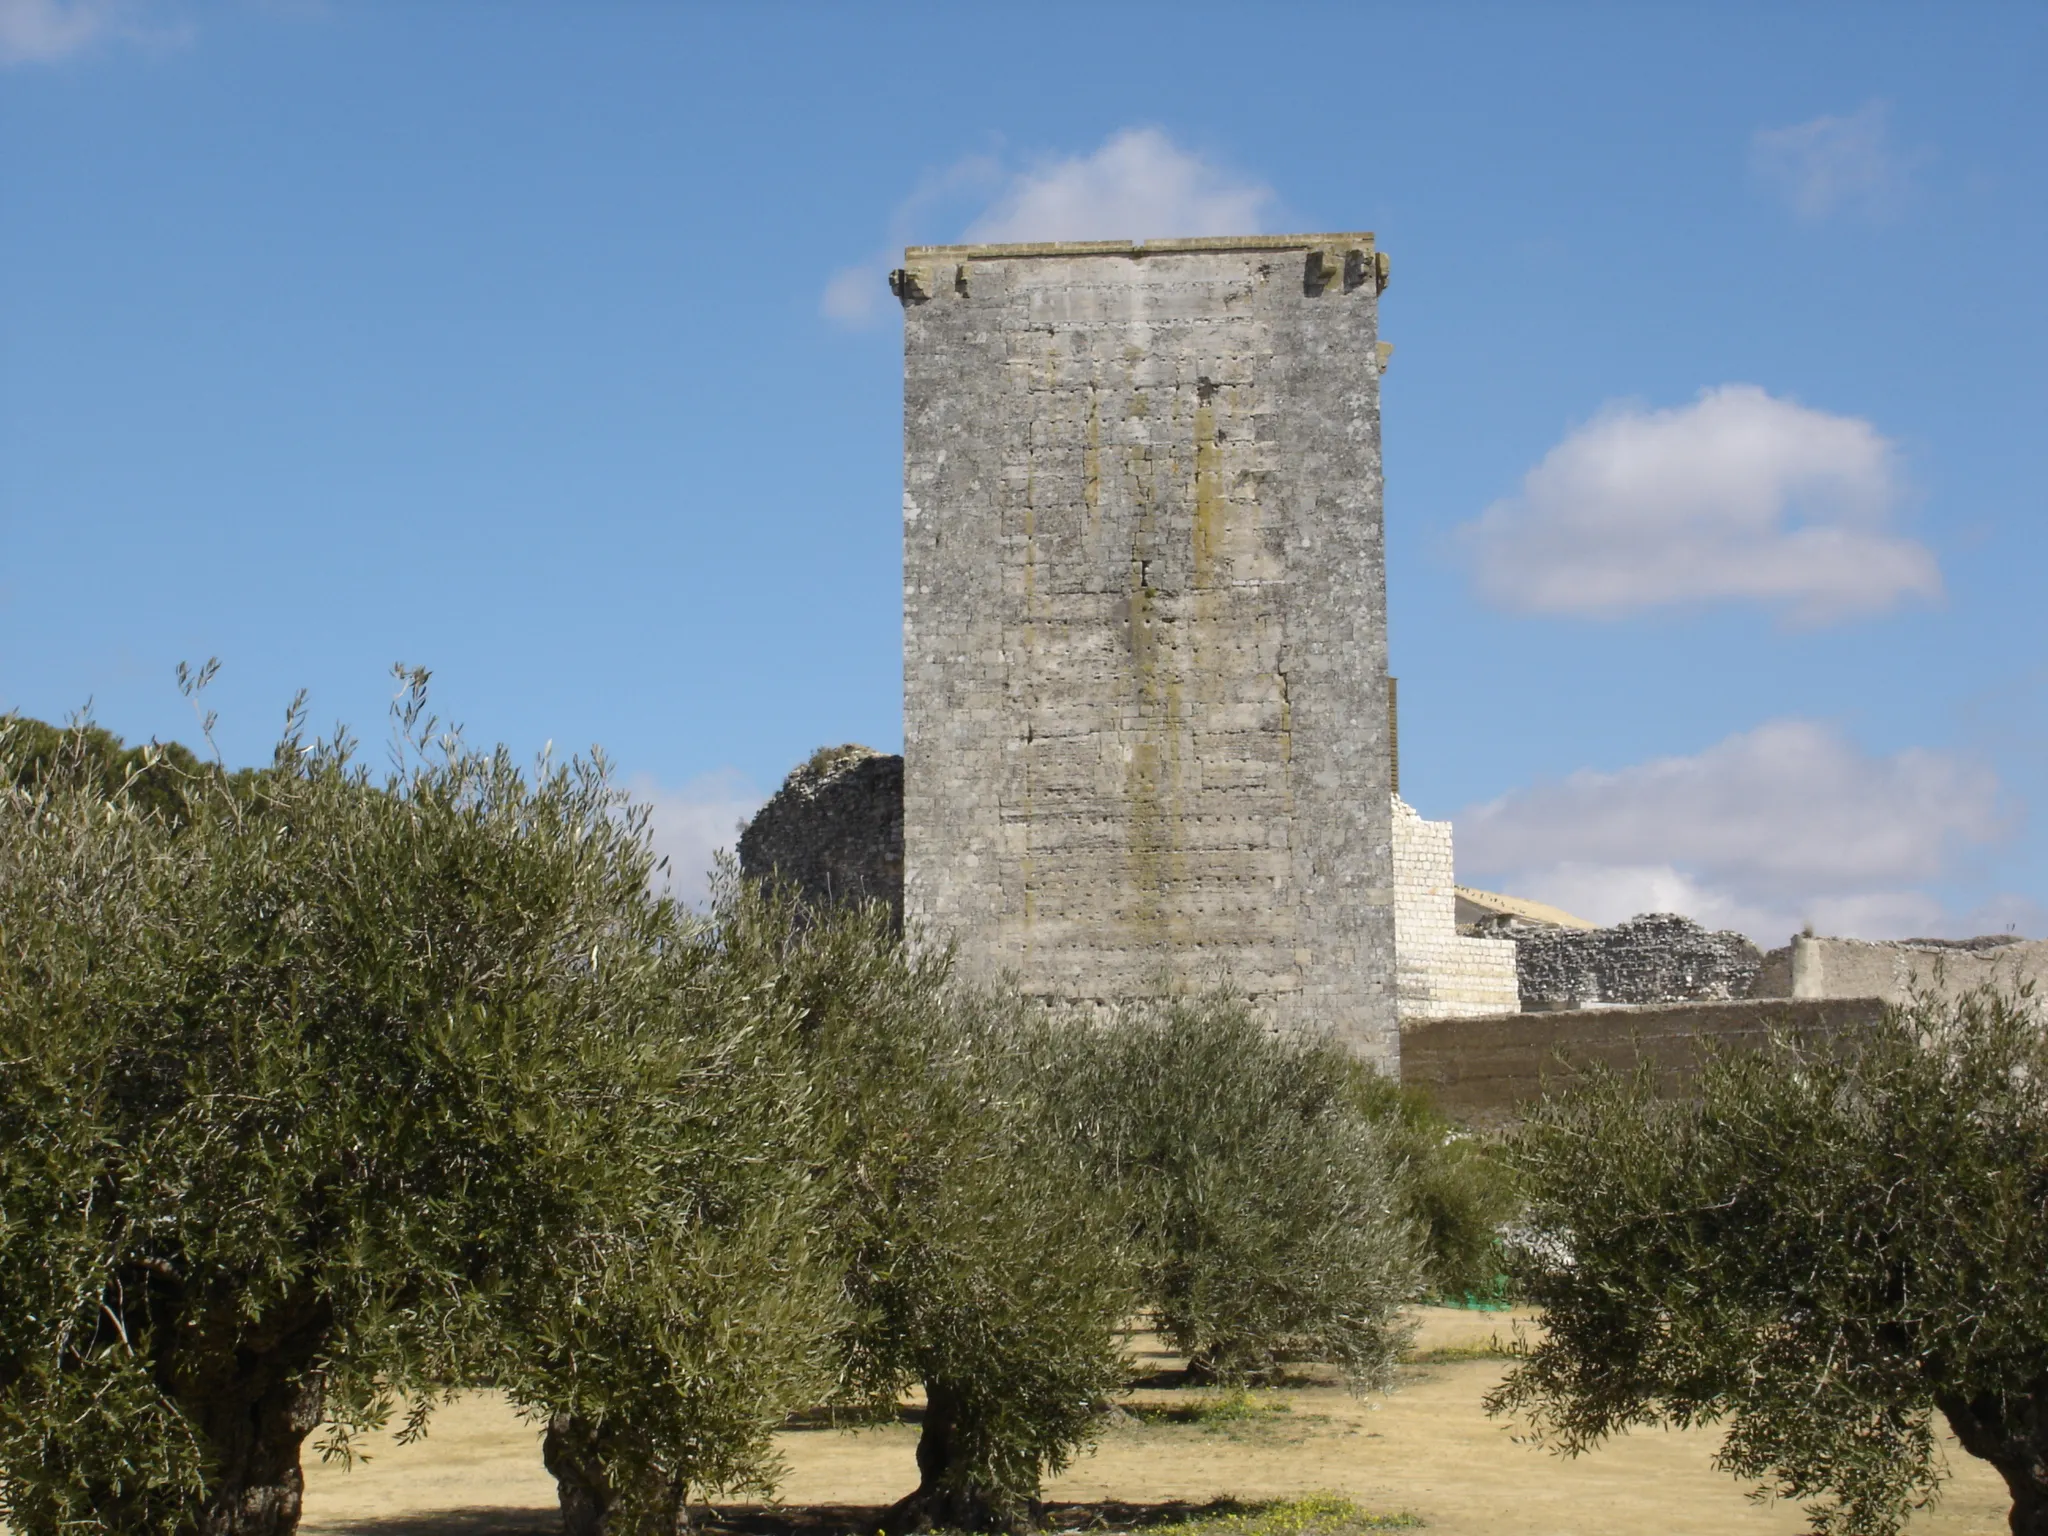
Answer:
1341;1069;1522;1304
0;689;827;1536
715;885;1135;1534
486;882;838;1536
1490;985;2048;1536
1;712;211;825
1031;995;1422;1390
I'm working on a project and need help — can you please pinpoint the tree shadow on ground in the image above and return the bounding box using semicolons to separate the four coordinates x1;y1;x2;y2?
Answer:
780;1404;924;1431
706;1498;1273;1535
309;1511;558;1536
315;1496;1286;1536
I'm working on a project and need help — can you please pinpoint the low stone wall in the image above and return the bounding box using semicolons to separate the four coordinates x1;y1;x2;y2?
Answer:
736;746;904;926
1512;912;1763;1009
1401;996;1891;1128
1790;934;2046;1004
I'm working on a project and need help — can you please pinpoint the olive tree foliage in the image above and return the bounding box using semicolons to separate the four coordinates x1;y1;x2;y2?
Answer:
1028;995;1423;1390
0;712;212;825
713;883;1136;1535
488;888;839;1536
0;685;829;1536
1341;1071;1522;1304
1490;987;2048;1536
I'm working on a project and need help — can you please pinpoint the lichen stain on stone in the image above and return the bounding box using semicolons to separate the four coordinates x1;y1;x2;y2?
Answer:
1084;392;1103;555
1121;437;1184;946
1192;401;1223;592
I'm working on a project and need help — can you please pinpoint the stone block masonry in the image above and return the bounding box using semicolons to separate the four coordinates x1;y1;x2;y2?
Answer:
1392;797;1519;1021
899;235;1398;1067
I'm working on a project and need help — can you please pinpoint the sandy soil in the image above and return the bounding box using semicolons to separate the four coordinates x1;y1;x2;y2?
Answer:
299;1309;2013;1536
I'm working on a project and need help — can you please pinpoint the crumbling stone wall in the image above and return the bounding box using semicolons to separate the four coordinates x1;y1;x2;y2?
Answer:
736;746;903;927
899;235;1398;1066
1392;797;1518;1021
1514;913;1763;1010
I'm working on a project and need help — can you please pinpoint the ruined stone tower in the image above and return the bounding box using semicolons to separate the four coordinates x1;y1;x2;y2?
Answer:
898;234;1397;1066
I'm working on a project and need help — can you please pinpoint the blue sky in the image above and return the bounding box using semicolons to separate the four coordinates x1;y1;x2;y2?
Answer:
3;1;2043;940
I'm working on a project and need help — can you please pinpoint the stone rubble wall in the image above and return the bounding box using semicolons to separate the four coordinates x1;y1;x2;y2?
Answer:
736;746;904;927
1512;913;1763;1010
1392;797;1518;1021
899;236;1398;1066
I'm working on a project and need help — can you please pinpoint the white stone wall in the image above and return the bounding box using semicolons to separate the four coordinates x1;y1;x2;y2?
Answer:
1392;796;1519;1021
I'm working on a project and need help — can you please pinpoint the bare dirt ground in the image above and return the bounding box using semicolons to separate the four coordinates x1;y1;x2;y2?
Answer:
300;1308;2012;1536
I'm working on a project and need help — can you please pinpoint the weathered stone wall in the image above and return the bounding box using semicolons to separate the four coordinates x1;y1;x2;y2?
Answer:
1789;933;2046;1004
1514;913;1763;1010
1401;996;1891;1128
1393;796;1518;1020
899;235;1397;1065
736;746;903;926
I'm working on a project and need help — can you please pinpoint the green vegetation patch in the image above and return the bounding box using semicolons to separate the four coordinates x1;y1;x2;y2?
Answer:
1402;1339;1516;1366
1143;1494;1424;1536
1113;1389;1330;1444
1182;1389;1299;1432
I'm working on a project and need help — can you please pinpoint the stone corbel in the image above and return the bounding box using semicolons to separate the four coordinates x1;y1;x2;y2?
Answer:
1304;247;1340;294
889;265;935;303
1306;245;1385;295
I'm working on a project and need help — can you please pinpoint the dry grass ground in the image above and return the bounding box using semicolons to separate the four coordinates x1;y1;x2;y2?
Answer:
299;1309;2013;1536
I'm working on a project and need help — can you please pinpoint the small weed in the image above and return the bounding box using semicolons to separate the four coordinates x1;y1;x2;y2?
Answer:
1188;1389;1291;1430
1145;1493;1424;1535
1112;1389;1326;1443
1402;1340;1513;1365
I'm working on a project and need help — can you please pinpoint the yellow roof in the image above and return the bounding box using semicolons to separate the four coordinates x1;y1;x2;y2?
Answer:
1454;885;1598;931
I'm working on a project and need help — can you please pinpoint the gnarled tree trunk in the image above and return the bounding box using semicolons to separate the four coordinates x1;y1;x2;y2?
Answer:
1939;1388;2048;1536
543;1413;688;1536
155;1295;335;1536
882;1382;1030;1536
191;1369;326;1536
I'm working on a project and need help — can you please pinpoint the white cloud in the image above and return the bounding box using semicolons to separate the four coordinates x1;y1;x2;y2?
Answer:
820;265;887;327
821;128;1275;330
1458;385;1941;625
818;150;1004;332
625;769;762;908
1751;101;1920;222
1;0;109;60
0;0;181;64
964;127;1276;244
1454;719;2007;942
1488;863;1785;941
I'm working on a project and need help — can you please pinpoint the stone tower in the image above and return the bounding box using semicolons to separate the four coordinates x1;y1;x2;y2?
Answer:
898;234;1397;1066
